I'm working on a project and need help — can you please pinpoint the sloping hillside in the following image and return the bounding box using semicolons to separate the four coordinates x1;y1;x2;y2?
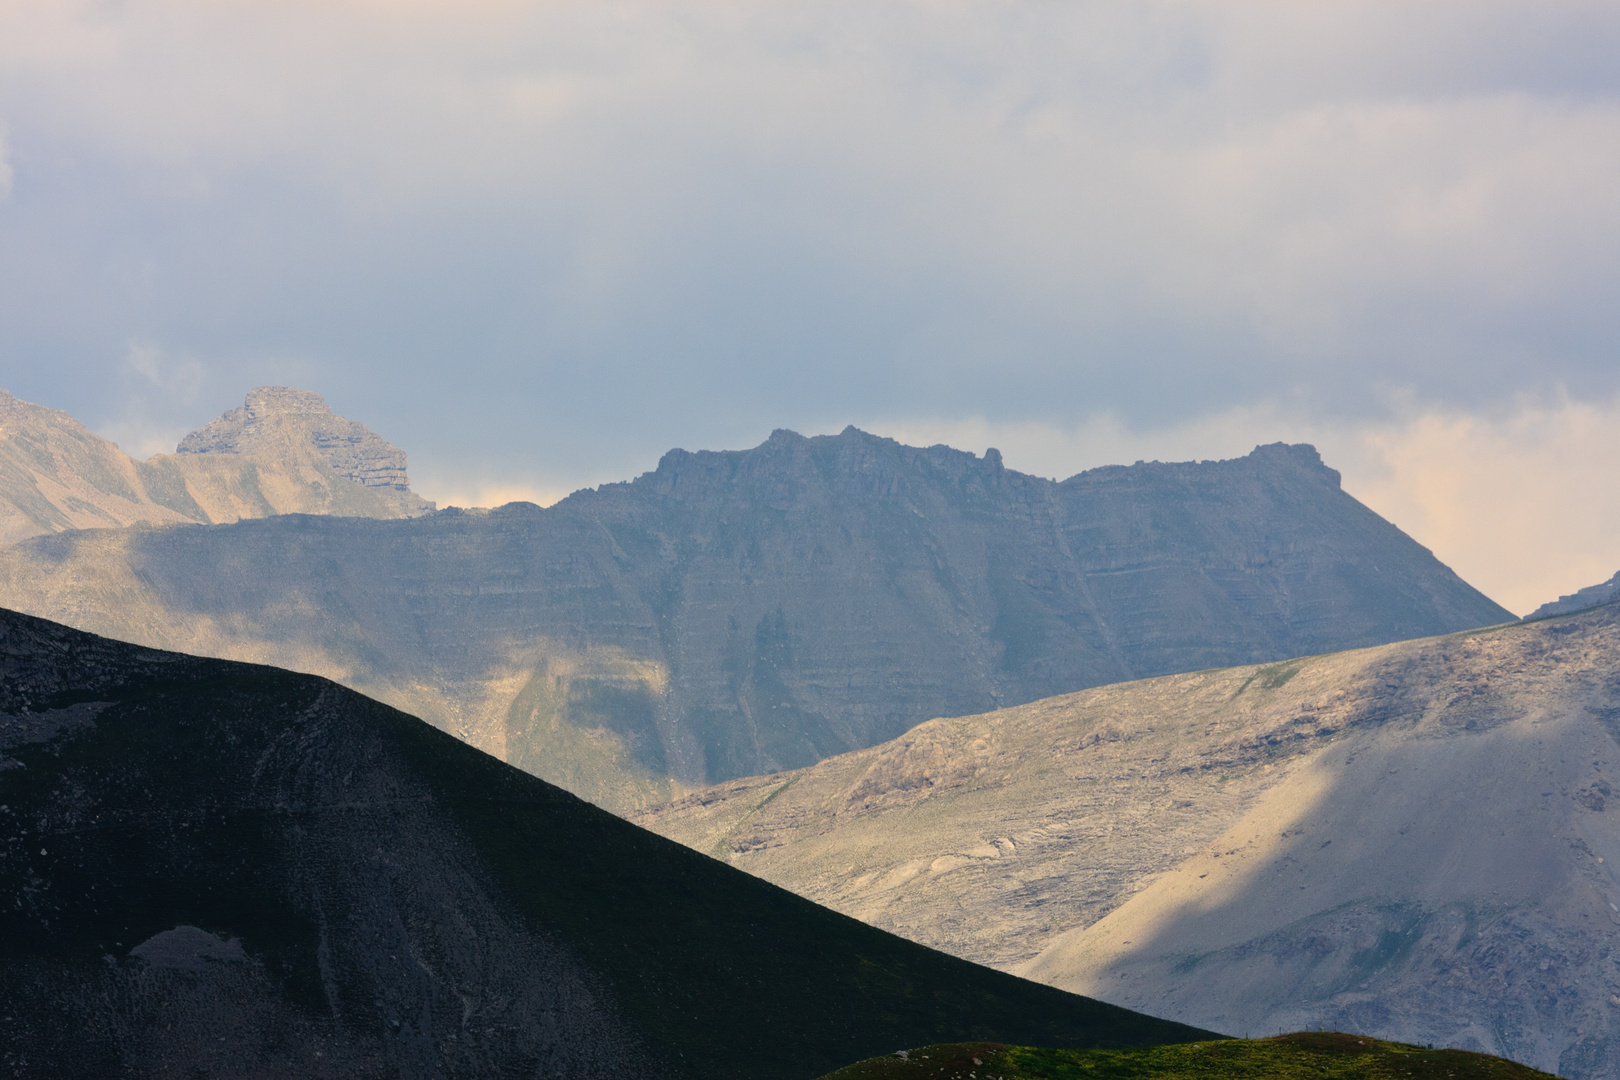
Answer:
0;607;1207;1080
634;603;1620;1077
0;386;431;544
817;1033;1557;1080
0;429;1510;810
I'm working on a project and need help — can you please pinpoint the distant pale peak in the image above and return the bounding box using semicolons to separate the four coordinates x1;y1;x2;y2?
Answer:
176;388;430;509
242;385;332;417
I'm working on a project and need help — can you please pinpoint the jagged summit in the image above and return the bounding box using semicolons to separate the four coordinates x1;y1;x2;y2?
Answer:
0;387;432;546
178;385;420;495
1526;570;1620;620
0;424;1511;809
643;427;1335;489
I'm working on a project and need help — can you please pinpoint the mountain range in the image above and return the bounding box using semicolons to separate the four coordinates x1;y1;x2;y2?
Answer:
0;386;432;545
0;384;1601;1079
633;599;1620;1077
0;415;1511;809
0;606;1207;1079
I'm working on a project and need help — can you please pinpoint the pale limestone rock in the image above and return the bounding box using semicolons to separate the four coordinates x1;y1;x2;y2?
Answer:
634;604;1620;1077
0;386;432;546
178;385;420;495
0;429;1510;813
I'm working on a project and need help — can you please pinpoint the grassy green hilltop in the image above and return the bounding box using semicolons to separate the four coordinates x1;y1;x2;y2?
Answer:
819;1033;1558;1080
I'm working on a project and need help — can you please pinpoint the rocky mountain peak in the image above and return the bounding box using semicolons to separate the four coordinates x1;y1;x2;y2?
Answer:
1247;441;1340;485
1526;570;1620;620
242;384;330;416
0;388;91;435
178;386;423;497
0;388;434;544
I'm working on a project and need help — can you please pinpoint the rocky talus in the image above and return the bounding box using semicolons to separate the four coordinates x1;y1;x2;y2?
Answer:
0;607;1206;1080
0;429;1509;810
0;386;432;545
634;602;1620;1078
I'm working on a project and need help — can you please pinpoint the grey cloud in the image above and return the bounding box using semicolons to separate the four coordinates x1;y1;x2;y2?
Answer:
0;1;1618;492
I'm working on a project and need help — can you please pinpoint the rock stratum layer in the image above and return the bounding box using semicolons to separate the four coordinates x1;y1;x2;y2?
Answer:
633;602;1620;1078
0;429;1509;810
0;607;1206;1080
176;385;420;494
0;387;431;545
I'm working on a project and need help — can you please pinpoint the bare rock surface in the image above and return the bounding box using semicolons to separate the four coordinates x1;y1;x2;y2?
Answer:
0;387;431;545
1528;572;1620;620
633;602;1620;1078
0;606;1205;1079
177;385;423;499
0;429;1508;811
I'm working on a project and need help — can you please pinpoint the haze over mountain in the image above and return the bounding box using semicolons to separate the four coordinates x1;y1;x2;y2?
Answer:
0;427;1509;810
0;386;432;545
634;601;1620;1077
0;606;1207;1079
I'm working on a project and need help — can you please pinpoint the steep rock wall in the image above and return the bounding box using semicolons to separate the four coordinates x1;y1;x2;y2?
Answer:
0;429;1511;809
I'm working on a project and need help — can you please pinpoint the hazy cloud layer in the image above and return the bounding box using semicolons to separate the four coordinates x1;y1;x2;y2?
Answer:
1;1;1618;610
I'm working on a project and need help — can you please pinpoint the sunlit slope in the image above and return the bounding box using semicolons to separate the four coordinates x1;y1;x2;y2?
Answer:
0;607;1209;1080
634;603;1620;1077
0;430;1510;811
0;387;431;545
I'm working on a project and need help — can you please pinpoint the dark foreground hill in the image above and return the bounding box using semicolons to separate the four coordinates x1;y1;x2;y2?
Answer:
0;429;1511;809
0;608;1207;1080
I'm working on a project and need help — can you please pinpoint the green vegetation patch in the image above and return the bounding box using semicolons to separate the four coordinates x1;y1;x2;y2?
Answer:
817;1033;1558;1080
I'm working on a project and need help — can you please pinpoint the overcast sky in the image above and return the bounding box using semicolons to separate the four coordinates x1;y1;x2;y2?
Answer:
2;0;1619;614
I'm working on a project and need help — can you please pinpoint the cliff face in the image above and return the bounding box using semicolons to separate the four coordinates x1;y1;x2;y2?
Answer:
0;607;1205;1080
176;385;419;494
0;387;431;545
0;428;1511;809
1527;571;1620;620
633;602;1620;1079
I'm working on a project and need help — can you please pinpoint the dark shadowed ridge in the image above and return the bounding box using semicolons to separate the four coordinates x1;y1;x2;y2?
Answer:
0;608;1211;1079
0;428;1512;806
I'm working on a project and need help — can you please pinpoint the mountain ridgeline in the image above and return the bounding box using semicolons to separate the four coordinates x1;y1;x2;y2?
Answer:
0;608;1208;1079
1528;570;1620;620
0;427;1511;808
0;386;432;546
